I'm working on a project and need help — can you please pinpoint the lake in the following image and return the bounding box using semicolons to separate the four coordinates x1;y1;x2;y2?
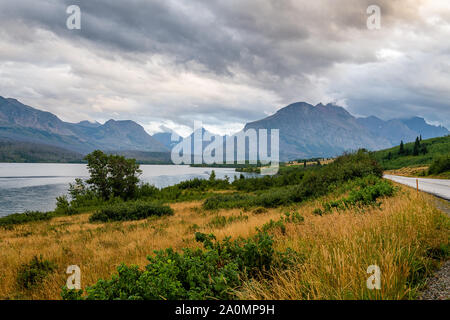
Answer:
0;163;250;217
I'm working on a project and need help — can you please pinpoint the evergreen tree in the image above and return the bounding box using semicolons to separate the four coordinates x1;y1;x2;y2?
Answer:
413;137;420;156
399;141;405;155
209;170;216;182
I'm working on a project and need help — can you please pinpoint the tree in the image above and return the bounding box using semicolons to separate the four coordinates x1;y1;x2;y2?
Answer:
209;170;216;182
108;155;142;200
84;150;142;200
413;137;420;156
85;150;110;199
399;141;405;155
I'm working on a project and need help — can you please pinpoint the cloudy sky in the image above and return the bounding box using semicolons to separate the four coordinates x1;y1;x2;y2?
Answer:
0;0;449;136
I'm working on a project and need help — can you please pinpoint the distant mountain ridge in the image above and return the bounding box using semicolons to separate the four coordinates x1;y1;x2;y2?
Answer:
0;96;169;155
244;102;389;160
0;96;448;162
398;117;449;139
243;102;448;160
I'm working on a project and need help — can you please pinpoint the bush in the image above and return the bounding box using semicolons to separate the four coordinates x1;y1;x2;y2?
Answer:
55;195;78;215
17;255;57;289
0;210;55;227
315;178;395;215
428;156;450;175
258;211;304;235
203;193;254;210
207;213;248;229
89;201;174;222
62;232;275;300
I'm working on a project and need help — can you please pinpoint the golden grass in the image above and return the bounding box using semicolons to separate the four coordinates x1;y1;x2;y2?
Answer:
385;166;450;179
237;188;450;300
0;184;448;300
0;201;287;299
385;166;429;177
287;158;335;167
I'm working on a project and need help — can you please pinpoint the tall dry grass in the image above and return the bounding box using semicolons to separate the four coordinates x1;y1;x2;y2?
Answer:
0;184;448;300
237;189;449;300
0;201;285;299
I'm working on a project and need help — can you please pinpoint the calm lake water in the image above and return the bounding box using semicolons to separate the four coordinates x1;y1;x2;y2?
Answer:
0;163;250;217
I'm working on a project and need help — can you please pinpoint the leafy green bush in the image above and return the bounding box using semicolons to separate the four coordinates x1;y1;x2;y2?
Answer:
207;213;248;229
253;207;268;215
232;168;305;192
0;210;55;227
62;232;274;300
260;219;286;235
259;211;304;235
89;201;174;222
428;156;450;175
17;255;57;289
203;193;254;210
55;195;78;215
314;178;395;215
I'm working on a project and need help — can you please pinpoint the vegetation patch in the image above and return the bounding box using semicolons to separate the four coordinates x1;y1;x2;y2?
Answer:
89;201;174;222
62;231;278;300
203;151;383;210
207;213;248;229
0;211;55;228
259;211;305;235
314;177;395;215
373;135;450;170
428;156;450;176
17;255;57;290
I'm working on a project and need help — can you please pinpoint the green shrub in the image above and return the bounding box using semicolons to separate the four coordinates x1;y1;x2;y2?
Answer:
62;232;274;300
316;178;395;214
0;211;55;227
283;211;304;224
203;193;254;210
253;207;268;215
259;211;304;235
207;213;248;229
17;255;57;289
55;195;78;215
260;219;286;235
89;201;174;222
428;156;450;175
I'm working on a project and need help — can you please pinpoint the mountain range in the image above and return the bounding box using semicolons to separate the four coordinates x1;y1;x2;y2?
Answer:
0;96;168;155
0;96;448;162
243;102;448;160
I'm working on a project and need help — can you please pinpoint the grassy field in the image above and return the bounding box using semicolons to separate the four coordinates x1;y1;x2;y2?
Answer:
0;184;448;300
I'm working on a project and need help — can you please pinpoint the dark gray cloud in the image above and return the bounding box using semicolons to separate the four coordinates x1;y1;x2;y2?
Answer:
0;0;448;134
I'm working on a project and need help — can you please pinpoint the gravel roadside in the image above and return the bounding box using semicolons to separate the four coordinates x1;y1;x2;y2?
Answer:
418;198;449;300
419;261;450;300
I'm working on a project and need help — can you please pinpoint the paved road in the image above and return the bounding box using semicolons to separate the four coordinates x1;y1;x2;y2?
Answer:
384;175;450;201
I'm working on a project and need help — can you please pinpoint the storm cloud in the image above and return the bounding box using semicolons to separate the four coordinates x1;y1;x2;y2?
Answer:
0;0;448;135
